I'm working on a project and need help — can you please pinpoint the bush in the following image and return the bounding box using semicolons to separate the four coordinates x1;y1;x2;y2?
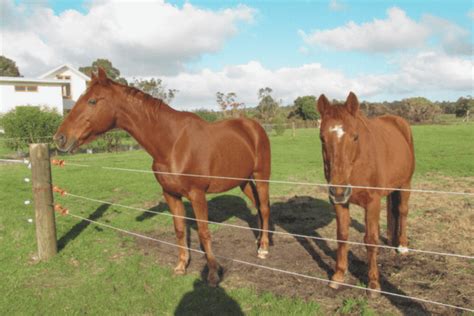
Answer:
0;106;62;151
273;116;286;136
391;98;441;123
84;130;132;153
193;109;219;122
454;96;473;118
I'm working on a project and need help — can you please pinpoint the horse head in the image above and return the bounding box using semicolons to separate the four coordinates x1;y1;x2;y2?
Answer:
317;92;361;204
54;68;118;152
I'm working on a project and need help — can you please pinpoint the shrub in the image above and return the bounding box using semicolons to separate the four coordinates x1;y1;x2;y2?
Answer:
273;116;286;136
391;98;441;123
0;106;62;151
193;109;219;122
454;96;473;118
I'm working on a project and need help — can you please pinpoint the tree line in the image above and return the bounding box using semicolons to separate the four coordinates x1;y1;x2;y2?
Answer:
1;55;472;125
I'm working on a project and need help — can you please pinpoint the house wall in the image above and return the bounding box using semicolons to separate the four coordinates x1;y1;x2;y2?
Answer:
43;68;88;101
0;83;64;114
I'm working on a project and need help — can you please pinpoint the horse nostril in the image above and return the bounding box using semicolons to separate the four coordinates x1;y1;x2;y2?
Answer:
55;134;66;147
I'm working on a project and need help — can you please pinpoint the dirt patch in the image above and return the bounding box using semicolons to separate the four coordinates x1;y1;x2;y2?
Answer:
134;177;473;315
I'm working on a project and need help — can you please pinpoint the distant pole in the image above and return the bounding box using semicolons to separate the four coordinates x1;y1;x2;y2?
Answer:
30;143;57;260
292;122;296;138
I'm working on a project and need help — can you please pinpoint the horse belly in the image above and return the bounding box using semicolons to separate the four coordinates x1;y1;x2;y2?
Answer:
207;142;255;193
383;132;414;187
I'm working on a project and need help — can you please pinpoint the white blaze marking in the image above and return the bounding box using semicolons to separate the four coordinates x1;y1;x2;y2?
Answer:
329;125;345;139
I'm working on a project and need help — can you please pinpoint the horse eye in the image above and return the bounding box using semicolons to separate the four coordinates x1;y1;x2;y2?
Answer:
88;98;97;105
354;134;359;141
320;135;325;144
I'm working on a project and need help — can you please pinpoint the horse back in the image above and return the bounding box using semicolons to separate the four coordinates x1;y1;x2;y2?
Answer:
366;115;415;187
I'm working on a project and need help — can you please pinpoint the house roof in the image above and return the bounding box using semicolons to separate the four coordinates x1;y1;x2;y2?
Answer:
38;63;91;81
0;77;69;85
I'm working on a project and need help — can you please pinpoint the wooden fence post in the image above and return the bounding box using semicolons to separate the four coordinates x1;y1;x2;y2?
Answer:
30;143;57;260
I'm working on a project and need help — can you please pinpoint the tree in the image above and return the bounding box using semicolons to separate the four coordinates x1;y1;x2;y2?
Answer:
392;97;440;123
255;87;279;123
79;59;128;85
0;56;20;77
216;92;244;117
290;95;319;120
454;96;473;118
131;78;177;103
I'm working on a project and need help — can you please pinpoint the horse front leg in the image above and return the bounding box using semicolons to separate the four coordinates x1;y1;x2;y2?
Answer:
329;203;350;289
189;190;220;287
365;197;381;297
163;191;189;275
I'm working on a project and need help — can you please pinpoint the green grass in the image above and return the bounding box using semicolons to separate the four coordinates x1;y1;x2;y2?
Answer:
1;123;473;314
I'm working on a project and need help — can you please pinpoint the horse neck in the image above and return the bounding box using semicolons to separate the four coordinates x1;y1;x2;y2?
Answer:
354;115;374;161
114;88;181;162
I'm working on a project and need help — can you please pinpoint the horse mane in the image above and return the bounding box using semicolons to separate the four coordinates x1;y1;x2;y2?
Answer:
120;84;166;110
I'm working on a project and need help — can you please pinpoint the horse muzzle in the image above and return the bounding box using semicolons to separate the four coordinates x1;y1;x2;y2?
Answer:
54;133;77;153
328;184;352;204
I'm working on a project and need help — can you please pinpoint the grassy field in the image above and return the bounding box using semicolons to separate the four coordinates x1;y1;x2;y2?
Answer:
1;123;473;315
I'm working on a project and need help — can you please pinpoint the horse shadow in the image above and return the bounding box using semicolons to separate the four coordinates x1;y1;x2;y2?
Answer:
58;203;110;251
137;195;428;315
136;194;260;249
174;277;243;316
271;196;428;315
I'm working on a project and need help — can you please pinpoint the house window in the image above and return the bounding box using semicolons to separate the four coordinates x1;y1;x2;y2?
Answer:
15;85;38;92
62;84;71;99
57;75;71;80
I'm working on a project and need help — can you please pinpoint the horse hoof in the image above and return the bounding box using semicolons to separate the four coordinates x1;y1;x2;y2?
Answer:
174;267;186;275
367;282;381;298
207;273;219;287
328;281;340;290
257;248;269;259
397;246;409;255
367;288;381;298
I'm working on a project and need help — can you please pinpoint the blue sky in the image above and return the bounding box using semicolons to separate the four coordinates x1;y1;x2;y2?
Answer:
3;0;473;108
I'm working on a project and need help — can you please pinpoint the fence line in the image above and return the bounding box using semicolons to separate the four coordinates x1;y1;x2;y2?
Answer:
61;191;474;260
62;210;473;313
59;161;474;197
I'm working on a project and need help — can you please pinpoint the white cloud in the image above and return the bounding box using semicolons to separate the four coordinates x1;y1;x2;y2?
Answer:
422;14;472;55
468;10;474;20
300;7;428;52
0;0;255;76
300;7;472;55
158;52;473;110
329;0;346;12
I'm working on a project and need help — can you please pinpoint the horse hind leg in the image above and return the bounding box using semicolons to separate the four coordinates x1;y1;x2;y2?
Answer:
252;172;271;259
397;186;411;254
386;191;400;247
386;189;410;254
240;181;261;242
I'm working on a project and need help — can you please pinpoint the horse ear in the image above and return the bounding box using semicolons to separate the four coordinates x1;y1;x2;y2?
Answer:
97;67;108;84
345;91;359;116
317;94;330;117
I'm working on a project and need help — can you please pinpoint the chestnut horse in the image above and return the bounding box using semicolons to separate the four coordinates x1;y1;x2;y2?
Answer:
54;68;271;286
317;92;415;296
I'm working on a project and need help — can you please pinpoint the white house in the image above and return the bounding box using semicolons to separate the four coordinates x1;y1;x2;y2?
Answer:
0;64;90;115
